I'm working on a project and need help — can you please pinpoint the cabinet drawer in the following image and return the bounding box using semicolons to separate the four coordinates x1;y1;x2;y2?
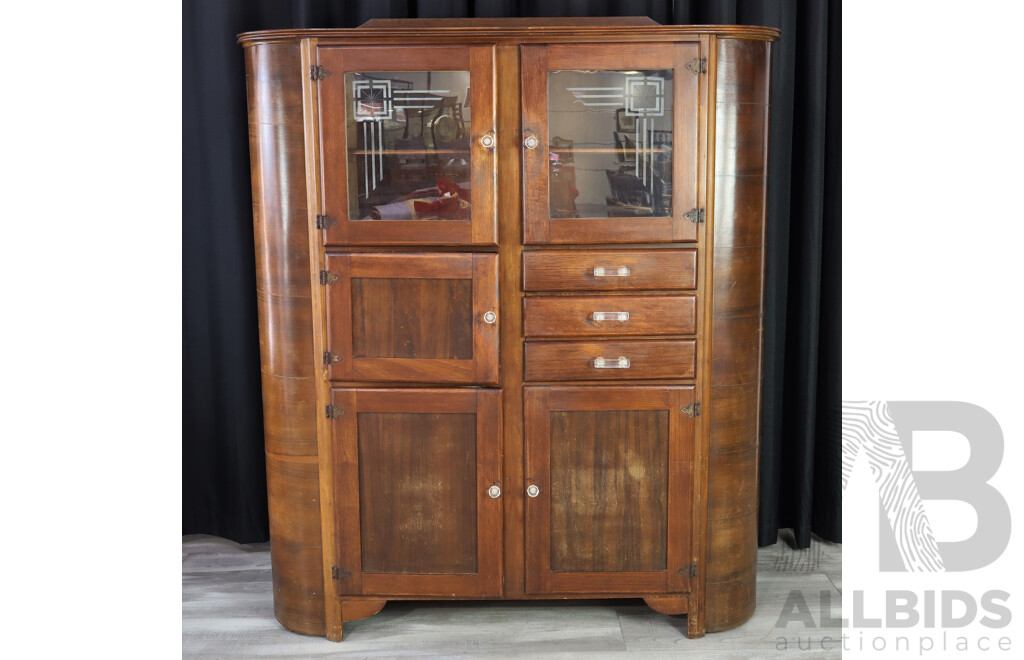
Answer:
525;340;696;381
523;250;697;292
524;295;696;337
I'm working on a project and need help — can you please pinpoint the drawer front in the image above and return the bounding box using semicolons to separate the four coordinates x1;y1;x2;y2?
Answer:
525;340;696;381
523;250;697;291
524;295;696;337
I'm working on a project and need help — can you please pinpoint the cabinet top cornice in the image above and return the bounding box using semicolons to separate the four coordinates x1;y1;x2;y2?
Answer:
237;17;780;46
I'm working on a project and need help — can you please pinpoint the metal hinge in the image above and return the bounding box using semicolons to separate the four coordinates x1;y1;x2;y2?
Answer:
315;214;336;230
310;65;332;81
323;351;343;365
677;562;698;578
685;208;705;223
331;565;351;580
320;270;340;286
681;402;702;417
685;58;707;74
326;405;346;419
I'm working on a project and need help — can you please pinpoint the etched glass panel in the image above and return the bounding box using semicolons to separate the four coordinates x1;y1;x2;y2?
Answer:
547;70;673;219
345;71;472;221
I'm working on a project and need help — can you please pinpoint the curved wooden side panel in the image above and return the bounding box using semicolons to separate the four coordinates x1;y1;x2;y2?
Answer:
266;454;327;635
246;41;325;635
706;37;771;633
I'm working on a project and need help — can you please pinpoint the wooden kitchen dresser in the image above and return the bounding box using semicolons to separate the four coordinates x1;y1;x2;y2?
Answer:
239;17;777;641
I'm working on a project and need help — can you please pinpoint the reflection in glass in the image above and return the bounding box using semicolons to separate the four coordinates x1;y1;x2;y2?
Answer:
345;71;472;221
548;70;673;219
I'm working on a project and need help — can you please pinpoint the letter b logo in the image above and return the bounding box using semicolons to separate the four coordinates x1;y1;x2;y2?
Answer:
842;401;1010;572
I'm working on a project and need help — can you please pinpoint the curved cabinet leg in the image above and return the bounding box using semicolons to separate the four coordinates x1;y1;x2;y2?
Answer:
342;599;388;622
327;599;388;642
644;597;705;639
643;596;687;616
686;608;706;639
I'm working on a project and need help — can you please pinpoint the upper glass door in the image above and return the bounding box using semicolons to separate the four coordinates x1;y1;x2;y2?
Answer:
317;46;496;245
522;43;701;244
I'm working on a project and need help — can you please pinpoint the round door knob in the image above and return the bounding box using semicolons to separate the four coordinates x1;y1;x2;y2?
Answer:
487;485;501;499
483;310;497;324
480;131;496;149
527;484;540;498
524;134;539;150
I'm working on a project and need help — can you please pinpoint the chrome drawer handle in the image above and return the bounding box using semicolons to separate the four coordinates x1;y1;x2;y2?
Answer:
593;356;631;369
591;311;629;322
592;266;630;277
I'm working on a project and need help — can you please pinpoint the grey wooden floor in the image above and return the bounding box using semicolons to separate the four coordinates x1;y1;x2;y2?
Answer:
183;531;841;658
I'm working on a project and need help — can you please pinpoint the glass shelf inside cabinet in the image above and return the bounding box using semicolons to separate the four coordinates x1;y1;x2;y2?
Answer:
345;71;473;221
548;70;673;219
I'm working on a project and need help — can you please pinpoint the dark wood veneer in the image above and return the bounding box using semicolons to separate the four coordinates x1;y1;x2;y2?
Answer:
704;36;772;633
246;40;325;635
523;249;697;292
525;340;697;381
242;19;775;641
524;295;696;338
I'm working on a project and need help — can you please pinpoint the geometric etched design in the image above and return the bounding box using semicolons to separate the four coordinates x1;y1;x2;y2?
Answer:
565;75;665;117
624;76;664;117
353;79;393;120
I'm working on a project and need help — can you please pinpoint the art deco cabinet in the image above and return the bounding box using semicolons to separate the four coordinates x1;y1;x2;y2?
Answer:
240;17;777;642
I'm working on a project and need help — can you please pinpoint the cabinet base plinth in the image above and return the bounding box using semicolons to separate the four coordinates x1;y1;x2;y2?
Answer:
327;599;389;642
643;596;688;616
643;596;706;638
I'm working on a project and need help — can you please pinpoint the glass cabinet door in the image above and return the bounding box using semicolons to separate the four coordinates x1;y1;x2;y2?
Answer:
522;43;701;244
316;46;496;245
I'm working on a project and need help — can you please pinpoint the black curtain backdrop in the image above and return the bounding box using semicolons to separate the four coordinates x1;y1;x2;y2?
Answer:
183;0;841;548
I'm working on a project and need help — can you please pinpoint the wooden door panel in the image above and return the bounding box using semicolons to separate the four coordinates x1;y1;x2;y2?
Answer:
524;386;694;595
316;45;496;246
324;253;499;384
549;409;669;572
521;43;700;244
524;340;696;381
351;277;474;359
332;388;502;597
358;411;479;574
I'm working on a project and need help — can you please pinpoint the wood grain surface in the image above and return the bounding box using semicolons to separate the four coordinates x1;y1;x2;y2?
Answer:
524;386;694;596
246;41;325;636
525;340;696;381
523;250;697;292
704;35;772;633
243;20;776;641
524;295;696;337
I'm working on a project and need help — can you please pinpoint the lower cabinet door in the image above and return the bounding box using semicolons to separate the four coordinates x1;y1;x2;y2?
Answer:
330;388;503;596
524;386;695;594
